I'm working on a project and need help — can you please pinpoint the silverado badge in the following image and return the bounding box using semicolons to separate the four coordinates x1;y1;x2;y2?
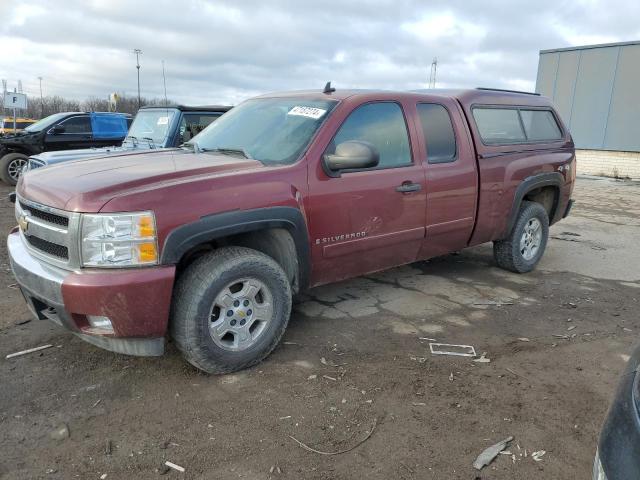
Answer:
18;214;29;233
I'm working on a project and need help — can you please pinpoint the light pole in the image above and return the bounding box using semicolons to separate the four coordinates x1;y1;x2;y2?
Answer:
133;49;142;109
37;76;43;118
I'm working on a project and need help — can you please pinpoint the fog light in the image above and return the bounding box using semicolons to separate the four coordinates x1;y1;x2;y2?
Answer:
87;315;114;333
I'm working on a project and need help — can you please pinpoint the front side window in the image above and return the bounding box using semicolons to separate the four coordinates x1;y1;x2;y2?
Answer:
60;115;91;134
520;110;562;141
473;108;525;145
191;98;337;165
417;103;457;164
180;113;221;143
326;102;412;169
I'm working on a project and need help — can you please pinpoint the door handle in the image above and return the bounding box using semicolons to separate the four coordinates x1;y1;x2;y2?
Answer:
396;182;422;193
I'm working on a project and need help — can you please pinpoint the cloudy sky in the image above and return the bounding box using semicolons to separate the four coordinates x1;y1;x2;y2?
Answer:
1;0;639;105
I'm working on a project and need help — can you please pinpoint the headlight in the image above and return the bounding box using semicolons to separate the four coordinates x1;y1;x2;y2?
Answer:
593;450;608;480
80;212;158;267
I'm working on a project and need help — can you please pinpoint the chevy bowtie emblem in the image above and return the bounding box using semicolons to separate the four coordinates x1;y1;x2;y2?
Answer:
18;214;29;233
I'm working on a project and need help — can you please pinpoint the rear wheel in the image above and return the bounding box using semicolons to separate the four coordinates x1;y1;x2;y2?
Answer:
170;247;292;374
493;201;549;273
0;153;29;186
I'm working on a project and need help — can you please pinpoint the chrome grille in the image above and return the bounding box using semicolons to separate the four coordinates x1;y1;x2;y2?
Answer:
16;197;81;269
24;235;69;259
18;201;68;227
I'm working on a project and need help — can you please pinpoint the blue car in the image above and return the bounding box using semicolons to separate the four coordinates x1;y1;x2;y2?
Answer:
27;105;231;171
594;345;640;479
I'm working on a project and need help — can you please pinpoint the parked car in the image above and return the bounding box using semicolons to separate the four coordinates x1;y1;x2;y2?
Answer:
7;86;575;373
0;117;37;136
593;345;640;479
26;105;231;171
0;111;131;185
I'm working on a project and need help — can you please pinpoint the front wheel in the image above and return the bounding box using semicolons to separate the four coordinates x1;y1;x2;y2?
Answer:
493;201;549;273
170;247;292;374
0;153;29;186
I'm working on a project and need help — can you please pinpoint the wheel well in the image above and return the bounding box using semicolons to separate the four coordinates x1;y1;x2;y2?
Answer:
523;186;558;220
175;227;301;293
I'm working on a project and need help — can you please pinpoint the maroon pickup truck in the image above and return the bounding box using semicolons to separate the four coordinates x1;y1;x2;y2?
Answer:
8;86;575;373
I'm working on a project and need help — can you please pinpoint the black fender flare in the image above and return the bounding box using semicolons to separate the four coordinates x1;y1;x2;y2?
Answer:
505;172;563;236
160;206;311;290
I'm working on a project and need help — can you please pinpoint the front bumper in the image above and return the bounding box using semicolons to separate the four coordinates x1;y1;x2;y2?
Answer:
8;232;175;356
597;346;640;479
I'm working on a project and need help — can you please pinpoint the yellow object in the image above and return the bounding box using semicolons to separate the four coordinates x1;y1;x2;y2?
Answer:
137;242;158;263
137;215;155;238
0;117;37;134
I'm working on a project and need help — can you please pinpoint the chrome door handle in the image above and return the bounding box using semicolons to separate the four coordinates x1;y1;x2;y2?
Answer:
396;182;421;193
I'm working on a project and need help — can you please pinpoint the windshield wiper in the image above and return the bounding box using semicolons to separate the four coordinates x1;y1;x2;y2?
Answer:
141;137;157;148
201;147;252;159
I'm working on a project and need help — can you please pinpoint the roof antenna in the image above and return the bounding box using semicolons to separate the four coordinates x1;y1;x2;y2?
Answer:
323;81;336;94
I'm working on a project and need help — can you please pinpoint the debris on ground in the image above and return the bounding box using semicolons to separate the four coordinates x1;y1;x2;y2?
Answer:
105;440;112;455
289;417;378;455
164;461;185;473
448;372;454;382
473;352;491;363
49;423;70;441
92;399;102;408
322;375;337;381
6;344;53;359
307;374;317;380
320;357;347;367
567;325;576;331
430;343;476;357
473;436;514;470
532;450;547;462
15;319;31;326
517;337;530;342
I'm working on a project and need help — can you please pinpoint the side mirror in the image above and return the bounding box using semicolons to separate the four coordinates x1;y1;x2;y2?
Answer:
324;141;379;173
51;124;65;134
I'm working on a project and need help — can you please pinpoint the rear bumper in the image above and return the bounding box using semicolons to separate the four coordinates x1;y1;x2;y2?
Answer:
8;232;175;356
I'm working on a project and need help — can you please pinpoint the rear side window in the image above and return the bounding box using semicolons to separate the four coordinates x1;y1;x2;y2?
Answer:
416;103;456;164
60;115;92;134
520;110;562;141
473;108;525;144
473;107;563;145
329;102;411;169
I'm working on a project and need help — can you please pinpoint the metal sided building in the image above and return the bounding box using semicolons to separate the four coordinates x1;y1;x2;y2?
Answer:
536;41;640;179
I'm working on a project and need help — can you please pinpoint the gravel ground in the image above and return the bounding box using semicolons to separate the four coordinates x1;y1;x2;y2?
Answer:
0;176;638;480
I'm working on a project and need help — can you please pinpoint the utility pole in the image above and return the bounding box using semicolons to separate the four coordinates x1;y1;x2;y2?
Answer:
133;48;142;109
38;76;44;118
428;58;438;89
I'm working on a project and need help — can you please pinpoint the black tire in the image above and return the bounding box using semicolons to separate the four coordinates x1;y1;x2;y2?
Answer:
170;246;292;374
0;153;29;186
493;201;549;273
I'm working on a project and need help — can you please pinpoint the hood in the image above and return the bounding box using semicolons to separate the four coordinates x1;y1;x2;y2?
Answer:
33;143;155;166
0;130;37;144
18;149;263;212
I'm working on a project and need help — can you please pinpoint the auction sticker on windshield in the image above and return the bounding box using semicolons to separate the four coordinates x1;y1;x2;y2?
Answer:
287;106;326;120
157;116;169;125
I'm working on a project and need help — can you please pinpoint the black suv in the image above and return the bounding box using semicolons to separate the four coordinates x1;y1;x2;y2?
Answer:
0;111;131;185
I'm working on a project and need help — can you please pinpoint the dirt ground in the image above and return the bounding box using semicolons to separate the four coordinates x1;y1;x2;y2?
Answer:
1;176;639;480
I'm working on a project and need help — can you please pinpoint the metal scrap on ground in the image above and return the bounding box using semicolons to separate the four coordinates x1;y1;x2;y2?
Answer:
6;344;53;359
473;436;514;470
289;417;378;456
164;461;185;473
429;343;477;357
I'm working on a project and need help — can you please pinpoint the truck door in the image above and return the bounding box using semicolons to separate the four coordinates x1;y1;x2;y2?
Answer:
44;115;93;151
414;101;478;258
307;100;427;286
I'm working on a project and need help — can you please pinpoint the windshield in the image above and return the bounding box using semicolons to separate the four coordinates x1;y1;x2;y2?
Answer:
189;98;337;165
24;112;70;132
126;109;177;145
